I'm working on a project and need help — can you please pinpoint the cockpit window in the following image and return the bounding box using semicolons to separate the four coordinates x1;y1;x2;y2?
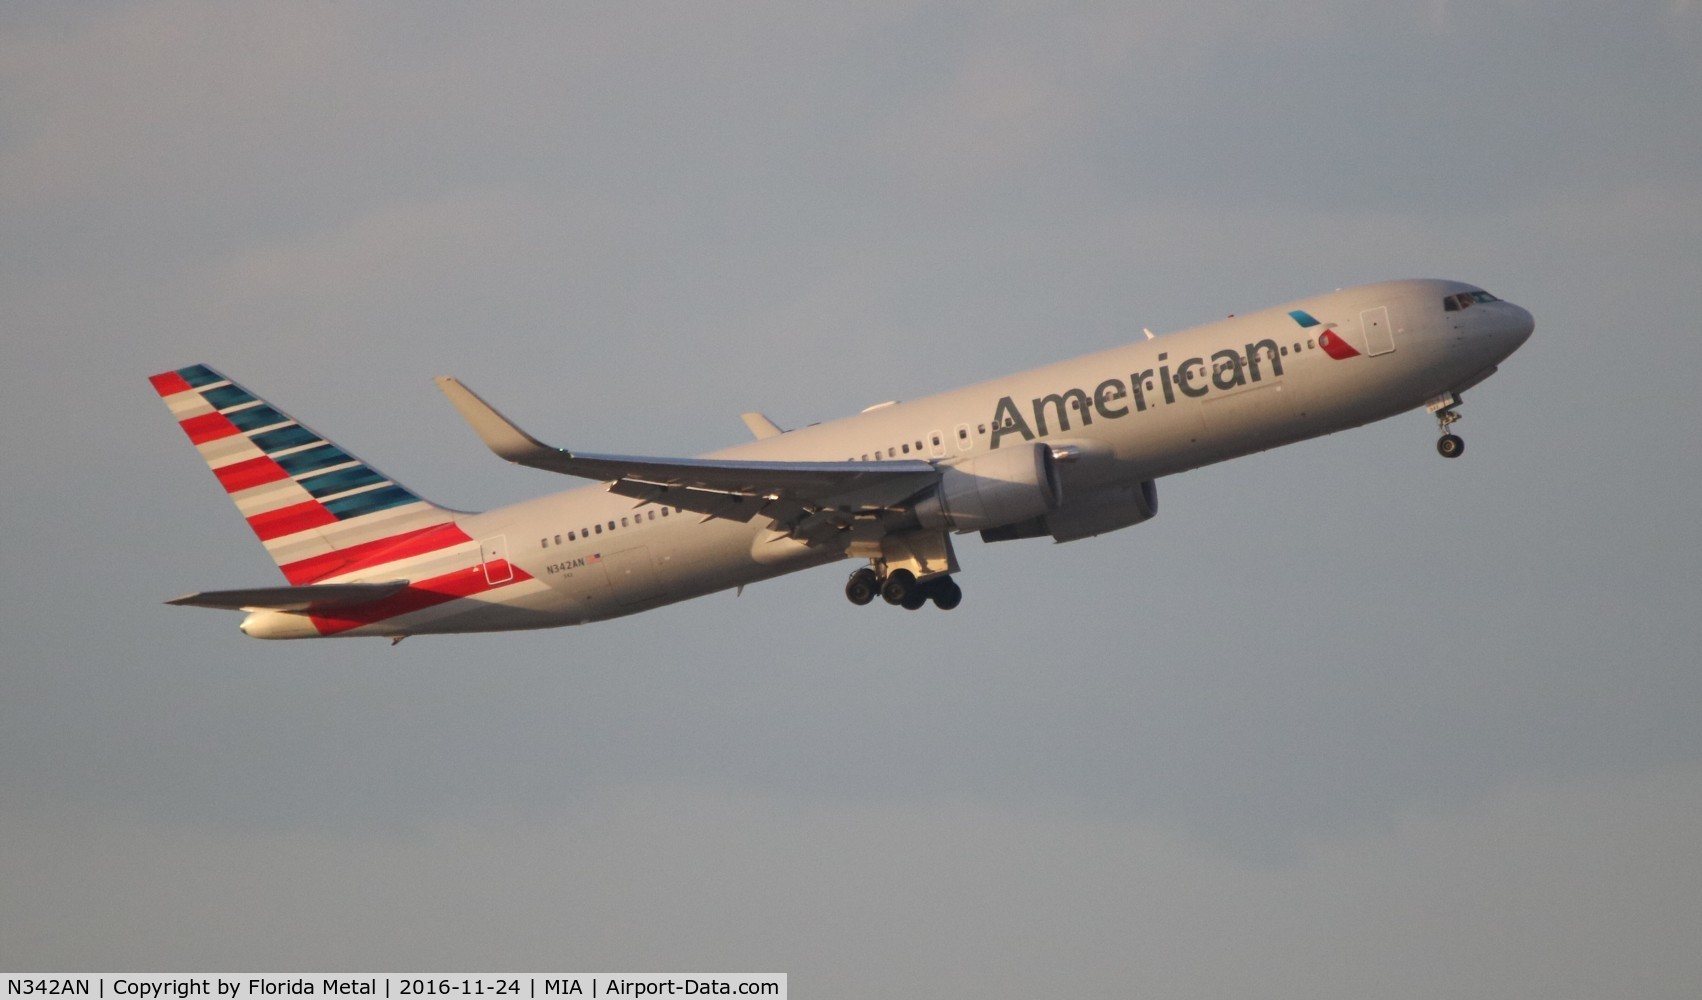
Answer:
1443;289;1500;312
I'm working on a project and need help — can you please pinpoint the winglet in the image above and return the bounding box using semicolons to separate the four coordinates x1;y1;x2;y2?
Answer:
434;376;573;471
740;412;785;439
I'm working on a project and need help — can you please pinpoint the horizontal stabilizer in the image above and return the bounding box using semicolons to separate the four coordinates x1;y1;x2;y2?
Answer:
166;581;409;612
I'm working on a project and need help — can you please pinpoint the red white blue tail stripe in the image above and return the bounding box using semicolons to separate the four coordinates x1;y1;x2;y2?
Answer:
148;365;551;637
149;363;462;584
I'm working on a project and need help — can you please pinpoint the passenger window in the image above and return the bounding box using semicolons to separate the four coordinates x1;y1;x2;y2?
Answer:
1307;339;1315;349
902;443;910;454
539;538;548;549
607;521;615;531
569;531;577;541
594;524;602;534
888;447;896;458
978;424;986;434
661;509;669;517
555;534;562;545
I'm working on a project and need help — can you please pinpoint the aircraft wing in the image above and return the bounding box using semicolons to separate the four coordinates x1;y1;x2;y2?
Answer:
166;581;410;612
436;377;939;540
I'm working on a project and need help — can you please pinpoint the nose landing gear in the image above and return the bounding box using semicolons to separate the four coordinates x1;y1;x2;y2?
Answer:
1428;393;1465;459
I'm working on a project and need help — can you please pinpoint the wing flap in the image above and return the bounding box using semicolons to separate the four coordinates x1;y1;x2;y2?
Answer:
166;581;410;612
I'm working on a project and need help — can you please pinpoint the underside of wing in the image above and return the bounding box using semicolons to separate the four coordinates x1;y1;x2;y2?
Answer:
435;376;940;544
166;581;410;612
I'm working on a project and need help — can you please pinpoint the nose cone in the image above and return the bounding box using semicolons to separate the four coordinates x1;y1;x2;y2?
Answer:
1506;301;1535;347
1482;300;1535;364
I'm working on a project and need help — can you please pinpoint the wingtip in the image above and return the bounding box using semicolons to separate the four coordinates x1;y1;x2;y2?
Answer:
434;374;563;465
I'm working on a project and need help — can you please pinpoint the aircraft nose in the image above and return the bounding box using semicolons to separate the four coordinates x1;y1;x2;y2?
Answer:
1503;301;1535;348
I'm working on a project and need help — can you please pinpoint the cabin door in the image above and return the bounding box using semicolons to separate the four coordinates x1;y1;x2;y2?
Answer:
480;535;514;585
1360;306;1396;356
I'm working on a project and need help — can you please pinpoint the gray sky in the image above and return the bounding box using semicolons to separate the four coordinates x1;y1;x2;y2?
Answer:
3;2;1700;995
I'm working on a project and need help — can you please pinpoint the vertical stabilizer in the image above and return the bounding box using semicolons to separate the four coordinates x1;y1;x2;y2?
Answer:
149;364;461;584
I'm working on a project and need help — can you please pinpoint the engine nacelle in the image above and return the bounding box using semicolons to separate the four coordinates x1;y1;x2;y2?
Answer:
980;479;1158;543
915;443;1062;533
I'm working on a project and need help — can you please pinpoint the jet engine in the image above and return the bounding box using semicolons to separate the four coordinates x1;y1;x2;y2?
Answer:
980;478;1158;543
914;443;1062;533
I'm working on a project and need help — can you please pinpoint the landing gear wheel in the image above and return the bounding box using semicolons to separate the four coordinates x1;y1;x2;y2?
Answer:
900;589;929;611
881;569;916;606
929;576;963;611
1433;405;1464;458
845;567;879;606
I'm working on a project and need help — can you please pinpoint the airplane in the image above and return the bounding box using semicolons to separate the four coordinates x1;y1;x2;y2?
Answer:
149;278;1533;641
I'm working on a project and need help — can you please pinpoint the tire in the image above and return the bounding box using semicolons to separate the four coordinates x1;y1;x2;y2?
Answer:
1437;434;1464;458
930;577;963;611
845;568;878;606
881;568;916;606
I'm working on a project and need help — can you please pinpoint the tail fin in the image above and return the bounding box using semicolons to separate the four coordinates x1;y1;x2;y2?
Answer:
149;364;461;585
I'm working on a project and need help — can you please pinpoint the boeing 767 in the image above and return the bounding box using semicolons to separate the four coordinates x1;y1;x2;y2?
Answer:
150;278;1533;639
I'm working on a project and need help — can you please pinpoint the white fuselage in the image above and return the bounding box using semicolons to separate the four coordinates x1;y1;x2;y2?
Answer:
242;278;1533;638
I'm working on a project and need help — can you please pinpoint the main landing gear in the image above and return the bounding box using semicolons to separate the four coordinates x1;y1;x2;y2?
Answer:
844;566;962;611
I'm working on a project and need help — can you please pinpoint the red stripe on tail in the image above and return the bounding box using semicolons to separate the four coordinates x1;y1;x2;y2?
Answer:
280;522;472;585
248;500;339;541
214;455;291;494
149;371;194;397
180;411;241;445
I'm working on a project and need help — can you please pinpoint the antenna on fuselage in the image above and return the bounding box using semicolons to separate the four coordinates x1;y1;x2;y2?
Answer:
1143;328;1155;341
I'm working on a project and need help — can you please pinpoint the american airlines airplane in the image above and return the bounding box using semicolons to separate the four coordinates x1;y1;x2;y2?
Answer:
150;278;1533;641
